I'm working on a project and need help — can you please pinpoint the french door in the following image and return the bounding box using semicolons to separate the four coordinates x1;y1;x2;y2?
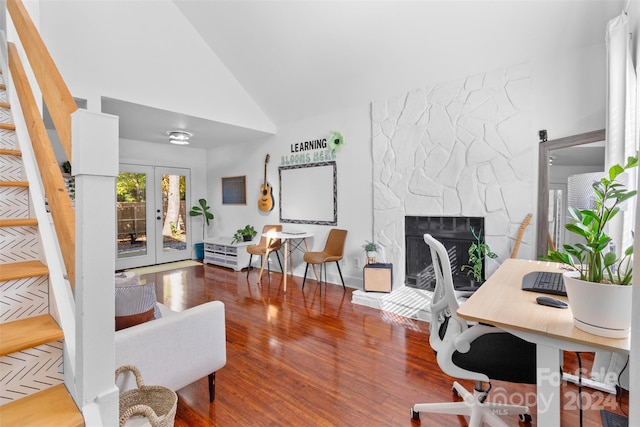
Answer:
115;165;191;270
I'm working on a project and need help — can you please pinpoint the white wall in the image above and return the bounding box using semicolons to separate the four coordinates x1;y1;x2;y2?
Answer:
33;0;613;290
207;41;609;290
207;105;372;287
550;165;605;185
532;43;607;138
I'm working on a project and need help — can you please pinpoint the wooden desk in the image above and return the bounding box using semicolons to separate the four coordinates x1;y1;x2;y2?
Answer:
259;231;317;292
457;258;630;426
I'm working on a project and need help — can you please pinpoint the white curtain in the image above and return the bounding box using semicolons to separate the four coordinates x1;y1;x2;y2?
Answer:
605;12;637;254
593;10;637;391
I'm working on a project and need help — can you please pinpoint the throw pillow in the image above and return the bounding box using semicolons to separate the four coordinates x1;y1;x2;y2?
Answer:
115;308;154;331
115;274;161;331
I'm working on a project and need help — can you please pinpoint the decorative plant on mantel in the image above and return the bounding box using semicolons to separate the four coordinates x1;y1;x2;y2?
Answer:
542;154;638;285
362;241;380;253
363;240;380;264
460;227;497;283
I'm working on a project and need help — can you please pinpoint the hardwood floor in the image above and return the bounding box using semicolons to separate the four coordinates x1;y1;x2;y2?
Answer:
140;264;630;426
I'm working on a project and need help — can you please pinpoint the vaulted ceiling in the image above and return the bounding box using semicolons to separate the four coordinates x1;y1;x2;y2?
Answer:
174;0;623;125
58;0;626;148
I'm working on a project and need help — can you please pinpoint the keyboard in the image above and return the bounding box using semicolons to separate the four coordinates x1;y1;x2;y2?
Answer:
521;271;567;296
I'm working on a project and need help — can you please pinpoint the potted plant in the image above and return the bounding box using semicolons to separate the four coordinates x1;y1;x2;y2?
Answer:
542;155;638;338
189;198;214;259
362;241;380;264
232;225;257;244
460;227;497;287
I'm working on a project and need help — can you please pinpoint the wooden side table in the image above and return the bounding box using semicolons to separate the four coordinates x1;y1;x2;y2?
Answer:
363;263;393;292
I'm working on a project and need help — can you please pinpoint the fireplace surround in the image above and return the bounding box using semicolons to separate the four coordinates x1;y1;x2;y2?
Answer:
371;64;534;290
352;63;534;316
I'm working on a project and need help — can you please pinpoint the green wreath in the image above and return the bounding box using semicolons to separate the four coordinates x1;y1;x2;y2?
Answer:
328;132;345;152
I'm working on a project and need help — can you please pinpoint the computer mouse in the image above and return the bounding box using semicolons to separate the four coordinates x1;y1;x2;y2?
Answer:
536;296;568;309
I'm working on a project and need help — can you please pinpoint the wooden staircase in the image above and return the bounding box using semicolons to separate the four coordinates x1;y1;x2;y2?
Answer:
0;74;83;425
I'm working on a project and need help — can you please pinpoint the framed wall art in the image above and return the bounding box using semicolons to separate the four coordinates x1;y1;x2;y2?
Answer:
221;175;247;205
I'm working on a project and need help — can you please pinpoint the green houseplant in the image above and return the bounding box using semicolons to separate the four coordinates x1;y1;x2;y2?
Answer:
543;155;638;285
232;225;257;244
542;154;638;338
460;227;497;284
362;241;379;253
189;198;214;259
363;240;380;264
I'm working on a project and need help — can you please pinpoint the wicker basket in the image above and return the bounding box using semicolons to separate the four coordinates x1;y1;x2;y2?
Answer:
116;365;177;427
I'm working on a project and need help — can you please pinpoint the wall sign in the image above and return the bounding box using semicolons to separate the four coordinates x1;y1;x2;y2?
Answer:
281;132;344;166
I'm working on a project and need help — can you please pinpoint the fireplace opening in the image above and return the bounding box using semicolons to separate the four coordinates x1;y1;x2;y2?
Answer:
405;216;485;291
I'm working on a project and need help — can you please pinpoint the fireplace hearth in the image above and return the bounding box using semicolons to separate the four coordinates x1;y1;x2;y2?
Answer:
405;216;485;290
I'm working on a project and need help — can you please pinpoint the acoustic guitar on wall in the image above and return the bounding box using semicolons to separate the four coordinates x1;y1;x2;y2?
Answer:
258;154;274;212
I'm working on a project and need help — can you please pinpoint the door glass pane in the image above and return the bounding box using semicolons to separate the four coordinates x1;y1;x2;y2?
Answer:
161;174;187;253
117;172;148;259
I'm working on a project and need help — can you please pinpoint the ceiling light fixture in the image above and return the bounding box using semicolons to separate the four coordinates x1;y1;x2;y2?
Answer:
167;130;192;145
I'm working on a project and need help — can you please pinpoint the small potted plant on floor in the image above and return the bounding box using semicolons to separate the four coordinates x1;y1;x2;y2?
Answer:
189;198;214;260
362;241;380;264
460;227;497;287
232;225;257;244
542;154;638;338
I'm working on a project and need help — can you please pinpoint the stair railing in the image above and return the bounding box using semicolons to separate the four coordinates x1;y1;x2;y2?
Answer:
5;0;120;423
7;0;76;287
6;0;77;161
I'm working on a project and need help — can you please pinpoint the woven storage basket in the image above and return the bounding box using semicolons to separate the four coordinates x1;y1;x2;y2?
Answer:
116;365;177;427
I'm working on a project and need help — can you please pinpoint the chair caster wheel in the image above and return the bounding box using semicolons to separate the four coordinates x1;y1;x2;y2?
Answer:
451;386;460;397
519;413;532;423
411;408;420;420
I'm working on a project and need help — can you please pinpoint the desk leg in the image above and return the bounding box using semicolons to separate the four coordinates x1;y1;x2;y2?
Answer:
283;239;289;293
303;238;319;282
536;344;562;426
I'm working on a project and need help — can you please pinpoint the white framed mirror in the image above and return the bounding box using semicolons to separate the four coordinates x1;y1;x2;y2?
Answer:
536;129;605;257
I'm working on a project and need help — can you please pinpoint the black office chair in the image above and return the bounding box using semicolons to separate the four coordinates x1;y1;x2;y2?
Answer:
411;234;537;426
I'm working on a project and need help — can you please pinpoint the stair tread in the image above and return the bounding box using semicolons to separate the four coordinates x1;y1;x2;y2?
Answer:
0;384;83;427
0;148;20;156
0;218;37;227
0;180;28;187
0;101;10;109
0;260;48;281
0;314;63;356
0;122;15;130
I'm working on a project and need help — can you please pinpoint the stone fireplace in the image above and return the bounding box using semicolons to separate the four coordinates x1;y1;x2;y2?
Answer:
354;63;535;313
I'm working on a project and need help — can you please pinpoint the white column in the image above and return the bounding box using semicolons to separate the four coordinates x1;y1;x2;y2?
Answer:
72;109;120;425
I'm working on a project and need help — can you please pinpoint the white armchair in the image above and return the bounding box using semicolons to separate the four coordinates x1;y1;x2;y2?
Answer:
115;301;226;402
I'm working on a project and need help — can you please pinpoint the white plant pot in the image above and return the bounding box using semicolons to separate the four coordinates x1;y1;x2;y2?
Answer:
366;251;377;263
563;271;633;338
